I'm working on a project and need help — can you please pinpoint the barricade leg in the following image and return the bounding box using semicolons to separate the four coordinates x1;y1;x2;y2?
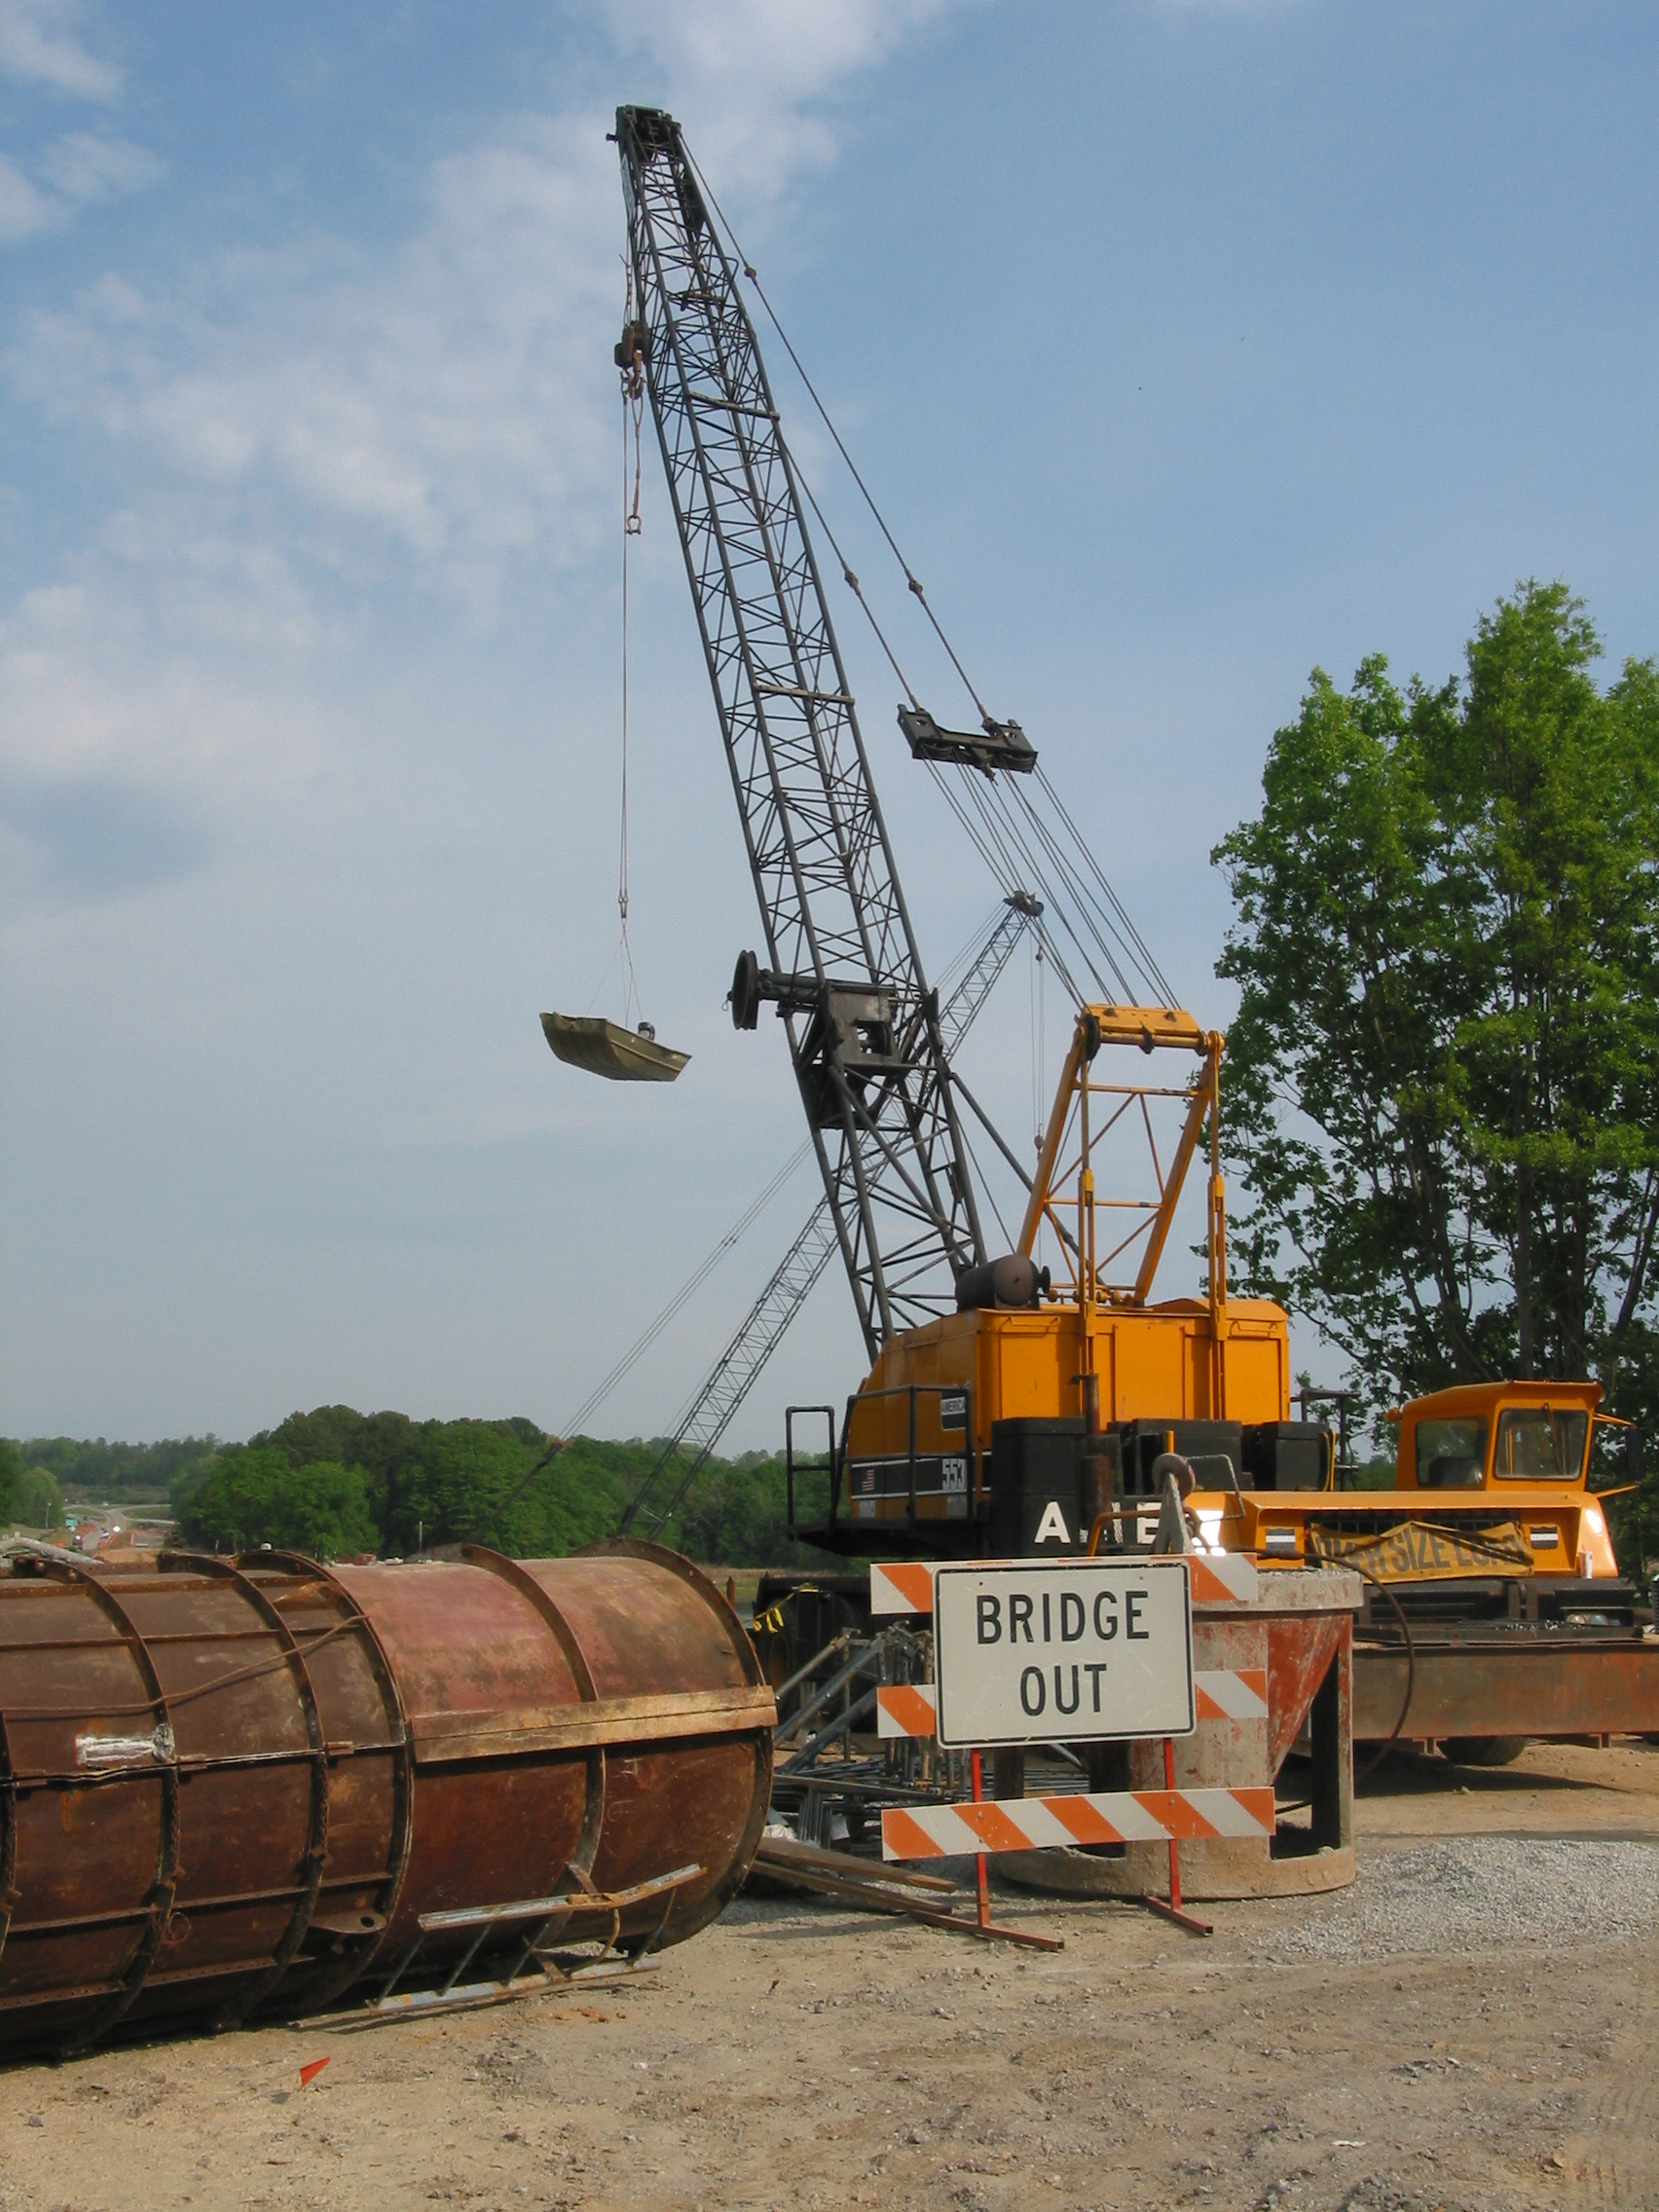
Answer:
970;1749;990;1934
1138;1737;1213;1938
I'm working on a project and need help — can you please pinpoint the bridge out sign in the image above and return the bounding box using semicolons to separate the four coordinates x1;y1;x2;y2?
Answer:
932;1560;1195;1749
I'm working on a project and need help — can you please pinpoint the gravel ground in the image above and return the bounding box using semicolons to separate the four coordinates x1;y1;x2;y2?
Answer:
0;1742;1656;2211
1272;1834;1659;1960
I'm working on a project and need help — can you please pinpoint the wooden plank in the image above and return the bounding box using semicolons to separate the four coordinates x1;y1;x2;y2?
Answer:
407;1684;776;1762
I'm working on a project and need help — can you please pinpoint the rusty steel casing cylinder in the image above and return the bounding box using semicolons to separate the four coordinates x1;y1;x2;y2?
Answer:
0;1539;774;2053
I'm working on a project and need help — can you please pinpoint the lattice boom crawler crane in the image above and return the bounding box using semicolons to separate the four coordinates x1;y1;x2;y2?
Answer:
614;107;1659;1759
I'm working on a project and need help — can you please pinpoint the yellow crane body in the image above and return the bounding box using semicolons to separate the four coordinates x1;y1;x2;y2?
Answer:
844;1296;1291;1532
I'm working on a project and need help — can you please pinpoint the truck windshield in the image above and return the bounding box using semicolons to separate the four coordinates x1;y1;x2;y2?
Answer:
1415;1419;1486;1488
1493;1407;1589;1481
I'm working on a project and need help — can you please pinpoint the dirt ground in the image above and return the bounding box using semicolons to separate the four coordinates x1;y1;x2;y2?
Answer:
3;1739;1657;2212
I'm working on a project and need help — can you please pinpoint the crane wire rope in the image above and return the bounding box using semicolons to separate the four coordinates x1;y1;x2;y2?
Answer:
684;145;992;727
560;1142;813;1440
613;262;646;1027
786;434;1125;1016
1005;775;1164;1003
683;147;1174;1014
785;435;1123;1014
792;462;922;716
1030;934;1045;1158
923;747;1126;1026
564;893;1022;1449
954;1100;1016;1256
1034;766;1172;1002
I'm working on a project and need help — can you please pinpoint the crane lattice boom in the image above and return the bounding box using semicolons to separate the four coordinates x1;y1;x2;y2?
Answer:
616;105;985;1357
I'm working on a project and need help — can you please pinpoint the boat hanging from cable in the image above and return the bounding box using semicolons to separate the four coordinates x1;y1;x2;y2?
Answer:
542;270;688;1086
541;1011;687;1082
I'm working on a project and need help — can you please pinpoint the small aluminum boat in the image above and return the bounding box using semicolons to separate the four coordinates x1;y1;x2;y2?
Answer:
540;1012;689;1084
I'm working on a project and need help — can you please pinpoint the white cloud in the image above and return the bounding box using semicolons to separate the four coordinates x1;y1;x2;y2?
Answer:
2;1;967;792
0;132;161;240
0;148;53;236
602;0;952;195
38;128;162;202
0;2;988;1438
11;112;619;602
8;0;958;608
0;0;120;99
0;2;159;239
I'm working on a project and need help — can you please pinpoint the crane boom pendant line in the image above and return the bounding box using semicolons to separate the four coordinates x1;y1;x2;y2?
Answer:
615;106;985;1357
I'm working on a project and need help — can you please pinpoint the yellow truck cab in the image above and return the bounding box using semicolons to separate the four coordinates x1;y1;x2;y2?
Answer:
1389;1380;1617;1577
1192;1377;1620;1583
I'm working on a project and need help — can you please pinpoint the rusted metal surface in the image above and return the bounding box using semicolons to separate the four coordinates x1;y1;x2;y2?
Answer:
1265;1611;1346;1773
0;1537;773;2054
1354;1631;1659;1744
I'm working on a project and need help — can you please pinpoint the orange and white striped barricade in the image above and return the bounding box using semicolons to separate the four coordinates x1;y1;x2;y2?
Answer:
881;1785;1275;1859
880;1560;1359;1919
877;1665;1270;1739
883;1558;1212;1935
869;1560;941;1616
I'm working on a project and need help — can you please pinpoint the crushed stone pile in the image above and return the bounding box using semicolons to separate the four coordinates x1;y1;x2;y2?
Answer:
1274;1835;1659;1960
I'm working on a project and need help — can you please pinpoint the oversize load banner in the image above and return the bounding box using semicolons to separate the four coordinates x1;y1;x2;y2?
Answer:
1306;1518;1535;1580
932;1560;1195;1749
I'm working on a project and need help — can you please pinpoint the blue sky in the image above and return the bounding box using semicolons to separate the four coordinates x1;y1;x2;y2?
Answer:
2;0;1655;1447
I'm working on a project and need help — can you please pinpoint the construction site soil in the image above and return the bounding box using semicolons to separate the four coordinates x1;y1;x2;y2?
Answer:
2;1738;1655;2212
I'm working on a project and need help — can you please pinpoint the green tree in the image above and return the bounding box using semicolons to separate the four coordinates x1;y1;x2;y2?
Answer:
16;1463;65;1530
1448;596;1659;1381
1214;584;1659;1467
174;1448;379;1558
0;1438;20;1526
171;1404;844;1567
664;1451;837;1568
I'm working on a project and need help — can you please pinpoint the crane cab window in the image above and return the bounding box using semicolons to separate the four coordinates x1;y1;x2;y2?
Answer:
1415;1419;1486;1489
1493;1406;1589;1481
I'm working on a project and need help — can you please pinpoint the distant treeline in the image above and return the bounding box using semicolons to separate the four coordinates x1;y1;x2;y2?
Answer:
2;1410;838;1568
17;1433;218;1507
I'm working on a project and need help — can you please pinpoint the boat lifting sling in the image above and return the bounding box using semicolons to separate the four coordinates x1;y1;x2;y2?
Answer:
541;285;687;1086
